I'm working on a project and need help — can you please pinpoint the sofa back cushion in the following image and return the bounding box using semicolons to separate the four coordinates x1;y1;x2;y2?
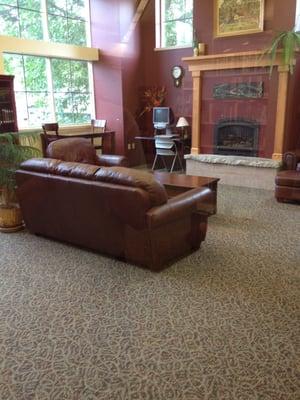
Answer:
94;167;168;207
19;160;168;208
20;158;101;180
46;138;99;165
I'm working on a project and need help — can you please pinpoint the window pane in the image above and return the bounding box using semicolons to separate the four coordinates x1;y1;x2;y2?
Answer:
163;19;192;47
54;92;75;124
72;93;90;124
19;8;43;40
186;0;193;13
18;0;41;11
0;0;17;5
164;0;185;21
23;56;48;91
15;92;29;128
27;92;52;126
47;0;67;17
3;54;25;91
48;14;68;43
0;5;20;37
68;18;86;45
51;59;72;92
70;61;89;92
67;0;86;20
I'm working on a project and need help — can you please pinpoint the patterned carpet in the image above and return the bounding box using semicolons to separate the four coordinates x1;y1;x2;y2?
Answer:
0;185;299;400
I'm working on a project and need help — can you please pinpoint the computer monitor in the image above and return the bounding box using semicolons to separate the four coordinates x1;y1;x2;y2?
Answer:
153;107;170;129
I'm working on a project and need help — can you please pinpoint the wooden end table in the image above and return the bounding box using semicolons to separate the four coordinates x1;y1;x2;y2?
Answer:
153;171;219;215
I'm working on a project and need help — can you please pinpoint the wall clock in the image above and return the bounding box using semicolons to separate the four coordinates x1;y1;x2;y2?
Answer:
171;65;184;87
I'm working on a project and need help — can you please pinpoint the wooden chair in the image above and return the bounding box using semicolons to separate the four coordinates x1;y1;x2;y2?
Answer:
91;119;107;151
41;123;60;156
91;119;106;133
42;122;59;136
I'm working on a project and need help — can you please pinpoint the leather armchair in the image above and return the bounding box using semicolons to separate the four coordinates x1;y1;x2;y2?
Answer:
275;150;300;202
46;137;128;168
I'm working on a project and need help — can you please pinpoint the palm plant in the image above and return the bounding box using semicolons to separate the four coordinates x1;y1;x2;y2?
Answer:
266;29;300;75
0;132;40;207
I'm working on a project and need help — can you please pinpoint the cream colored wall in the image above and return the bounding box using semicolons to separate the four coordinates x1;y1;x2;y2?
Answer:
0;35;100;73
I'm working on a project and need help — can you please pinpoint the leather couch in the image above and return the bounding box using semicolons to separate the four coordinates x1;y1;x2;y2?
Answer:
16;159;213;270
275;150;300;203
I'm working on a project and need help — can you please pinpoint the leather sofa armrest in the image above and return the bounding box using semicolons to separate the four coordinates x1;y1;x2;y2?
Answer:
283;150;300;170
147;187;212;229
97;154;129;167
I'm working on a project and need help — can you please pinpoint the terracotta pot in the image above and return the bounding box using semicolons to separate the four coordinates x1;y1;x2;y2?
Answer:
0;204;24;232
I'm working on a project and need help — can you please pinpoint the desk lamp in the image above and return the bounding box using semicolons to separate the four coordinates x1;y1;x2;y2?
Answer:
176;117;189;138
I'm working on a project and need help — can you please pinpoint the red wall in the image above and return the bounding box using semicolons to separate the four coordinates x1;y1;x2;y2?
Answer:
90;0;299;160
90;0;143;159
139;0;299;157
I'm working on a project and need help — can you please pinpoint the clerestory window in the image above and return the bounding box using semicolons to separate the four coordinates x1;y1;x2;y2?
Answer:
155;0;193;49
0;0;89;46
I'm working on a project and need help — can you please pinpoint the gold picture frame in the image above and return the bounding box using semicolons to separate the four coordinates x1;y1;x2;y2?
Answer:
215;0;265;38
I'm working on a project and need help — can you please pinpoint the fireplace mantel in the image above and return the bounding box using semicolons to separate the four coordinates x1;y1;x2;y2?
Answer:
182;50;291;160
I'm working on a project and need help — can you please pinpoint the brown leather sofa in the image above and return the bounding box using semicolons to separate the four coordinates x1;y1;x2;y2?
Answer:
16;158;213;270
275;150;300;203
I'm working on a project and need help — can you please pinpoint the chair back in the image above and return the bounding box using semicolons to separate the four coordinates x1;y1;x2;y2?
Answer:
42;122;59;136
154;136;177;156
91;119;106;133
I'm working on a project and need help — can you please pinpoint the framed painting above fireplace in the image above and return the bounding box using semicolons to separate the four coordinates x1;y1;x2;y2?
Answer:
214;0;265;38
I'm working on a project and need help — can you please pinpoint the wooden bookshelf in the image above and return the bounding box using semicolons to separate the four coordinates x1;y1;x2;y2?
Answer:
0;75;18;133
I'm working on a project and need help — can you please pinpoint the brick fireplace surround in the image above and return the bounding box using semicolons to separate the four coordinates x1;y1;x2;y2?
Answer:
182;50;291;162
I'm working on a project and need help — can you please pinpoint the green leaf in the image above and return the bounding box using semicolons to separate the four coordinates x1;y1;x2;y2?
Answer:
0;132;41;202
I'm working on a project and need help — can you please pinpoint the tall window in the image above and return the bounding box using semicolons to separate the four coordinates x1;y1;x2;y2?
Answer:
155;0;193;49
4;54;92;128
0;0;88;45
1;0;93;128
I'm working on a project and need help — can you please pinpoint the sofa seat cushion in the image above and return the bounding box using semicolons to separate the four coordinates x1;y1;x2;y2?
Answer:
94;167;168;207
20;158;101;180
46;138;99;165
276;170;300;188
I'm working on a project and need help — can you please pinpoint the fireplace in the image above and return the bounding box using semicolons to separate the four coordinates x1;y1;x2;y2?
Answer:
214;119;259;157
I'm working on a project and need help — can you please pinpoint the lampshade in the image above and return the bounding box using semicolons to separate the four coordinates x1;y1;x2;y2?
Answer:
176;117;189;128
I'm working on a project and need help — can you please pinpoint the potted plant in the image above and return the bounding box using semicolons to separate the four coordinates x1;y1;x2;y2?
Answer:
266;28;300;74
0;132;40;232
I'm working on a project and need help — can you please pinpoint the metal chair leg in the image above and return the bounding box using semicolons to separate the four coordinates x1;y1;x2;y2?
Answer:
170;155;177;173
152;154;158;170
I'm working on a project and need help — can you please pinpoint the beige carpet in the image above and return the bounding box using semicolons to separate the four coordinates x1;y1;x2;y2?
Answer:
0;185;299;399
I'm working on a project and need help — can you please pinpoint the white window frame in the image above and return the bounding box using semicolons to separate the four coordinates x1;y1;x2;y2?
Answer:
155;0;193;50
296;0;300;31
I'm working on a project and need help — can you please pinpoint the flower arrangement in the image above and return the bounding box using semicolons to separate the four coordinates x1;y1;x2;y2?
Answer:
139;86;167;117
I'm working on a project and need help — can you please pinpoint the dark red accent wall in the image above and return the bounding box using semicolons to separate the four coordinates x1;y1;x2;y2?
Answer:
139;0;298;158
90;0;299;160
90;0;143;156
